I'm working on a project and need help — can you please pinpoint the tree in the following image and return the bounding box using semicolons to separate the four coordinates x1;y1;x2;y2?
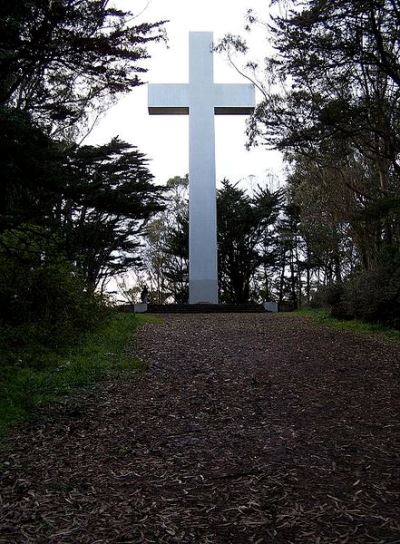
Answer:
243;1;399;157
142;176;189;303
215;2;400;322
162;210;189;303
63;138;164;290
0;1;168;350
217;179;281;303
143;177;282;304
0;0;167;289
0;121;164;292
217;2;400;217
0;0;166;132
0;108;68;233
287;155;358;285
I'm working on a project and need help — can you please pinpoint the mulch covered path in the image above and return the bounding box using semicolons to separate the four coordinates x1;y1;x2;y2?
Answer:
1;314;400;544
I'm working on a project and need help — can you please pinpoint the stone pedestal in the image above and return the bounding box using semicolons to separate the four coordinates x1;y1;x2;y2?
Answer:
263;301;279;313
134;303;148;313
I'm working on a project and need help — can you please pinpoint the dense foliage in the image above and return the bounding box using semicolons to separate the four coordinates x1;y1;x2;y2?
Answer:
212;0;400;327
0;0;165;131
217;180;281;303
142;178;285;305
142;176;189;303
0;0;166;359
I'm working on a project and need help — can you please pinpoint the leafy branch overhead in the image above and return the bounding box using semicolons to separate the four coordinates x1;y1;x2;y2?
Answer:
0;0;167;130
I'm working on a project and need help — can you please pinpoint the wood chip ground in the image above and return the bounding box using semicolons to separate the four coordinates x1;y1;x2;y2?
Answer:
1;314;400;543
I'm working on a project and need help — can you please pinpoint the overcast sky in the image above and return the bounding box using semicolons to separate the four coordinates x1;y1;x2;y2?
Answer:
87;0;284;191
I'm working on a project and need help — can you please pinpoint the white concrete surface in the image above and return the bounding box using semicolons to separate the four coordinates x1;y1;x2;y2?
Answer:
148;32;255;304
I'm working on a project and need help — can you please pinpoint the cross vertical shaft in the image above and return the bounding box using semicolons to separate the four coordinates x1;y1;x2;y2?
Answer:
188;32;218;303
148;32;255;304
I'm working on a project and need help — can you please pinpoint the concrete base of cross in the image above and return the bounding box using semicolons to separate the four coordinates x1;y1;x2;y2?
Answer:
189;279;218;304
134;303;148;313
263;301;279;312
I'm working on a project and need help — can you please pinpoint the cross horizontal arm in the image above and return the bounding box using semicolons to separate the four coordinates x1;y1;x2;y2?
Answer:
148;83;189;115
213;83;255;115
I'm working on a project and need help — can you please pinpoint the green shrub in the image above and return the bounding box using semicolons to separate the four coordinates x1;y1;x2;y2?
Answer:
0;226;108;361
309;248;400;329
310;283;344;308
330;250;400;329
0;313;150;434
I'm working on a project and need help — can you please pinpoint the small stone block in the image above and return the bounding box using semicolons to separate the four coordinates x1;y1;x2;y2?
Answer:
263;301;279;313
134;303;148;313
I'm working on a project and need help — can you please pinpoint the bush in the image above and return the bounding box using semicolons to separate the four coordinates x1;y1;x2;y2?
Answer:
330;250;400;329
310;283;344;308
0;226;108;362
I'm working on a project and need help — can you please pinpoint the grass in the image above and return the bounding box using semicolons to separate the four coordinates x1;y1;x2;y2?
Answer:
0;312;157;436
294;307;400;341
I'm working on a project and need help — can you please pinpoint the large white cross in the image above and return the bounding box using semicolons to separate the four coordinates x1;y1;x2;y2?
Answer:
148;32;255;304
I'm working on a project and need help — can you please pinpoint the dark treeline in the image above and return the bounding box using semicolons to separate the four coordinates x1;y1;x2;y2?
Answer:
0;0;166;359
210;0;400;328
141;176;303;307
143;166;399;328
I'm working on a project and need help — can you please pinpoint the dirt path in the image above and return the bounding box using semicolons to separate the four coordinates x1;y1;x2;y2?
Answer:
1;314;399;543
